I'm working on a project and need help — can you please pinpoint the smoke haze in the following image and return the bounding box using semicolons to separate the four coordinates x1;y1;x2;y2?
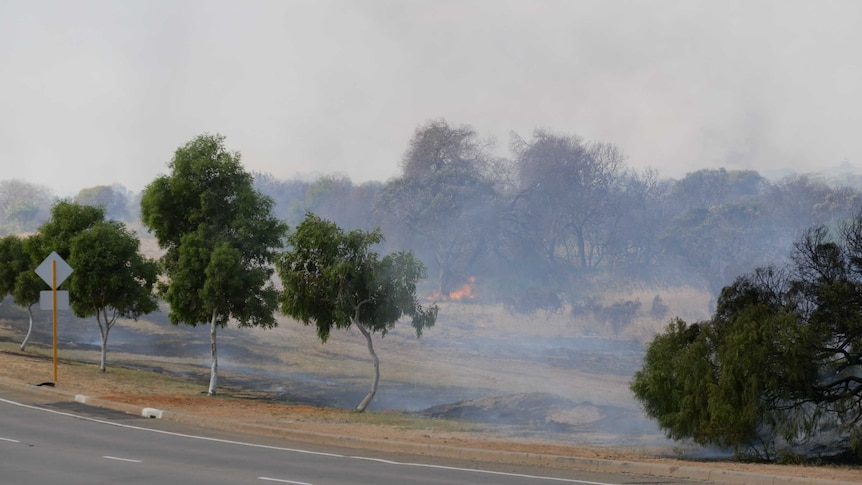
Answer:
1;0;859;196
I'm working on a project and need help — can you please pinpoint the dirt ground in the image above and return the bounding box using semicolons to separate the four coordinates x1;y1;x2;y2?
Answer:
1;349;860;483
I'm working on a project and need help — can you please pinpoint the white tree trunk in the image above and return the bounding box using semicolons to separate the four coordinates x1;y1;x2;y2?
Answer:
99;328;109;372
207;310;218;396
97;309;112;373
20;304;34;351
354;321;379;413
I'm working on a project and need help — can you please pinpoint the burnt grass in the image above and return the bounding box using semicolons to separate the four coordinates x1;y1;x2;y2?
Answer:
0;297;658;443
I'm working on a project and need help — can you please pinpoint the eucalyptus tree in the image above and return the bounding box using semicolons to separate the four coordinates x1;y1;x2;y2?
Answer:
141;134;287;395
35;201;158;370
67;220;158;371
0;234;43;350
38;200;105;259
0;235;22;302
276;213;437;412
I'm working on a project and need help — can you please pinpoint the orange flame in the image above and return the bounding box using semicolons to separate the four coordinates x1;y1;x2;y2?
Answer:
427;277;477;301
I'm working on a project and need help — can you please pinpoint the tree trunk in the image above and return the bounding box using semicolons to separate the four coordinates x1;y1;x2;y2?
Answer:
99;329;109;372
207;310;218;396
354;321;379;413
97;309;111;372
20;304;34;351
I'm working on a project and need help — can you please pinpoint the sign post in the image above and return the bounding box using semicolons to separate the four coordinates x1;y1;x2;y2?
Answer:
35;252;73;383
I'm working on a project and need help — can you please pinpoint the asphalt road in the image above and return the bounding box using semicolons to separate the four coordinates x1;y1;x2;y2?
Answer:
0;388;703;485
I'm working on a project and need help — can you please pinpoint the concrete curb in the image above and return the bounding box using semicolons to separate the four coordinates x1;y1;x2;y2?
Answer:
1;376;858;485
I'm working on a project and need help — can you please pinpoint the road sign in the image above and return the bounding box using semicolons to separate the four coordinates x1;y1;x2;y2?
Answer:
35;252;73;289
40;290;70;311
34;251;74;384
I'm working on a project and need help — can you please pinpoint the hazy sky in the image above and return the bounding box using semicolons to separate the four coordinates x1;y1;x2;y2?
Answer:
1;0;860;197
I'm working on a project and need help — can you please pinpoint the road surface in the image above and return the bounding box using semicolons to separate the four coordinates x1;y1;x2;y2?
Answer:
0;387;706;485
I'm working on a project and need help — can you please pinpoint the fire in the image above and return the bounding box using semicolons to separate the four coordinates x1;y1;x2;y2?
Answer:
448;276;476;300
427;276;477;302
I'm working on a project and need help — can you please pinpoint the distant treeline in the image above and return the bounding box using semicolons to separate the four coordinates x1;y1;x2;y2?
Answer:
2;120;861;312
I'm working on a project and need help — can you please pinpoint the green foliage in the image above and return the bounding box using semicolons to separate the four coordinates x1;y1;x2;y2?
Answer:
37;202;158;370
276;212;437;410
277;213;437;341
633;214;862;460
39;200;105;260
6;235;44;310
631;318;714;443
67;220;158;321
141;133;287;329
0;235;26;298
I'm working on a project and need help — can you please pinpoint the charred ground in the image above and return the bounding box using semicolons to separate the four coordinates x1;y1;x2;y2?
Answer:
0;292;694;448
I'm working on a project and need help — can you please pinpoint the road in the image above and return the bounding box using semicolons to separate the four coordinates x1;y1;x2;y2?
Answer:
0;388;702;485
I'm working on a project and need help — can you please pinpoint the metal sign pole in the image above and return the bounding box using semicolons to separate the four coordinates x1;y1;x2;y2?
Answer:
35;251;72;385
52;259;58;383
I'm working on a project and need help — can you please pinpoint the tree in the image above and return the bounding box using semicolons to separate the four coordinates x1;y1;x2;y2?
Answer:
35;201;158;370
376;119;499;296
276;213;437;412
0;234;43;350
605;169;670;279
38;200;105;259
633;212;862;460
0;235;23;301
67;220;158;371
141;133;287;395
74;184;133;221
0;179;55;235
511;129;625;275
662;201;781;297
669;168;768;211
27;201;105;352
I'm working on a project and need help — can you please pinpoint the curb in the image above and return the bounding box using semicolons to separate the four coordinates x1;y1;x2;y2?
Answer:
1;376;858;485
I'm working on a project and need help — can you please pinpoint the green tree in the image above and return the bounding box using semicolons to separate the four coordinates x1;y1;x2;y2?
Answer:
39;200;105;260
25;202;105;352
140;133;287;395
67;220;159;372
0;234;43;350
0;235;23;302
276;213;438;412
633;213;862;460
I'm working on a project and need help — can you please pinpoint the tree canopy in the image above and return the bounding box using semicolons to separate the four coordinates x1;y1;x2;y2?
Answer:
632;213;862;460
141;133;287;395
276;213;437;411
0;234;44;350
67;219;158;371
32;201;159;371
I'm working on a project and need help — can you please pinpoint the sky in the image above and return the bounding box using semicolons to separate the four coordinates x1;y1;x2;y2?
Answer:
1;0;860;197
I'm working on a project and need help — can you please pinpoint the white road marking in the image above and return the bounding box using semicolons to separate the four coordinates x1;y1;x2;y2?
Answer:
349;455;614;484
0;436;21;443
104;455;143;463
0;397;617;485
258;477;314;484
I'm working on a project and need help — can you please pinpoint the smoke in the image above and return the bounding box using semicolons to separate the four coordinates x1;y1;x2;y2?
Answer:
0;294;695;450
2;1;860;196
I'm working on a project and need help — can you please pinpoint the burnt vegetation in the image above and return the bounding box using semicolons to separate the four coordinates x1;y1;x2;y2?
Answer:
3;121;861;322
2;120;862;461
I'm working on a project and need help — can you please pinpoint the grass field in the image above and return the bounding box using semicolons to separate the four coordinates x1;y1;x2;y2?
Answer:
0;286;713;447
